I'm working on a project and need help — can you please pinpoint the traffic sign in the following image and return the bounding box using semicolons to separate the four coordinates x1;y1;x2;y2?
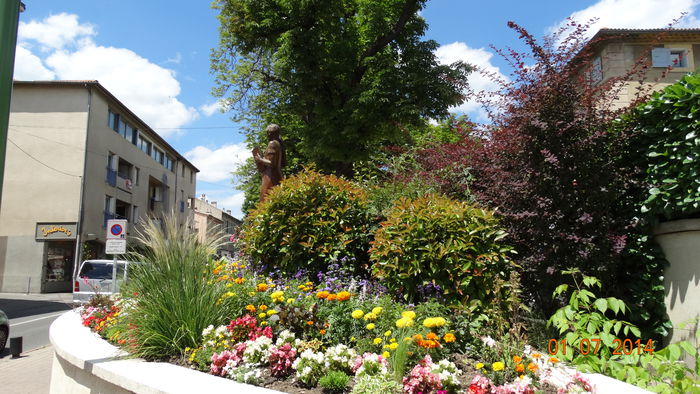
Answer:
107;219;128;239
106;239;126;254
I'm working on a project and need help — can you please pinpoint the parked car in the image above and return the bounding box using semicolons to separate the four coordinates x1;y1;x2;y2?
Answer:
73;259;137;304
0;309;8;352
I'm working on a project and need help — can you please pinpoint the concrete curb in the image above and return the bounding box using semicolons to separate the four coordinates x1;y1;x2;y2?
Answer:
49;311;284;394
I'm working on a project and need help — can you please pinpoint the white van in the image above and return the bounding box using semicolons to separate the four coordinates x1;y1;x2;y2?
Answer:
73;259;136;303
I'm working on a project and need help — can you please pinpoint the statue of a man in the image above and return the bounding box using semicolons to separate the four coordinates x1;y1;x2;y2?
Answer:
252;124;285;202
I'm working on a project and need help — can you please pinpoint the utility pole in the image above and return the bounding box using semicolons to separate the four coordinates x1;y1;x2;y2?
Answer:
0;1;24;211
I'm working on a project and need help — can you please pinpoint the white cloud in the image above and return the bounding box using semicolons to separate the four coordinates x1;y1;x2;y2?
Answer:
435;42;507;119
13;13;197;136
18;13;95;51
550;0;700;38
185;143;249;183
217;191;246;219
200;101;222;117
164;52;182;65
13;45;55;80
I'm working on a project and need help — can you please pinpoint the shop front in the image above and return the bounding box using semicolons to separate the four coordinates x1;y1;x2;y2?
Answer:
36;223;77;293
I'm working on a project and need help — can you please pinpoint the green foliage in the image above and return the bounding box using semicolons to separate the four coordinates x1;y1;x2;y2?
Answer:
318;371;351;393
211;0;470;173
547;270;700;393
632;73;700;220
370;194;513;305
120;214;234;360
351;374;402;394
241;168;372;275
547;269;640;369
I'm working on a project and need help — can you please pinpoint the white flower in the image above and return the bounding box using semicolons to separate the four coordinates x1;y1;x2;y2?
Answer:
480;335;496;348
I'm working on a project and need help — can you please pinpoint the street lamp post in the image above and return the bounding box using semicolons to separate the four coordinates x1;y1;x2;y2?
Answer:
0;1;24;211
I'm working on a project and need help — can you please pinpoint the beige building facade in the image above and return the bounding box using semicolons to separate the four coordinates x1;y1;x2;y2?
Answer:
191;194;241;258
586;28;700;107
0;81;198;293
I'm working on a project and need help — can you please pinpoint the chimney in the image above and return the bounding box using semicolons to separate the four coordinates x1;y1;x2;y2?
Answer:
226;210;231;214
212;201;217;207
200;193;206;200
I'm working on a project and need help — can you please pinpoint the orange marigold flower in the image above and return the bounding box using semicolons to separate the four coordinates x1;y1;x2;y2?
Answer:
513;355;523;363
256;283;269;292
412;334;423;343
549;357;559;364
443;333;456;343
531;352;541;359
426;340;440;349
234;277;245;284
515;363;525;373
336;291;351;301
327;294;338;301
245;304;256;313
316;291;330;299
527;363;538;372
259;305;268;311
307;320;314;326
426;332;439;341
320;329;327;335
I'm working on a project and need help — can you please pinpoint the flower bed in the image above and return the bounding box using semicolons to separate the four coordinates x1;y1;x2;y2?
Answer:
75;258;652;394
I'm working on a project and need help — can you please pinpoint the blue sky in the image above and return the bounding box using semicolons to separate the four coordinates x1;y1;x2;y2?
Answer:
13;0;700;218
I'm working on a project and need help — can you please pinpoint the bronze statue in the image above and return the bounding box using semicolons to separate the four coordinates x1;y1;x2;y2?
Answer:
252;124;285;202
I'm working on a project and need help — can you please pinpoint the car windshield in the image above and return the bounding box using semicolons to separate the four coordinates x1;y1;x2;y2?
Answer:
79;262;125;280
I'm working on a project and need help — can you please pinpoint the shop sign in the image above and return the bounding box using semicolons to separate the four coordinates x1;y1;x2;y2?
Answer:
36;223;78;240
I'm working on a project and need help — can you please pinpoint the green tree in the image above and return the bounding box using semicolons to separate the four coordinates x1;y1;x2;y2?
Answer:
212;0;470;178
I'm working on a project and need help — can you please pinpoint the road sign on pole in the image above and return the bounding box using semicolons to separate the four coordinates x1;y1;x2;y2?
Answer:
106;219;127;240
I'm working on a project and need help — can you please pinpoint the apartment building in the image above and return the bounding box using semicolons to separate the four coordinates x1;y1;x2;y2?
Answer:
0;80;198;293
585;28;700;106
191;194;241;258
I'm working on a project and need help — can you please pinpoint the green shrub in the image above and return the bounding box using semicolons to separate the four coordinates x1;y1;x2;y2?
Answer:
632;73;700;220
120;214;235;360
318;371;350;393
242;167;372;275
351;374;402;394
370;194;513;305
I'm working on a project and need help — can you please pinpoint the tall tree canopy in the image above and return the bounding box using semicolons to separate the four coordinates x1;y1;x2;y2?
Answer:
212;0;470;177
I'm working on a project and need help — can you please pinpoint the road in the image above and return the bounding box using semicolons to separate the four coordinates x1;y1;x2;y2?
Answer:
0;293;72;358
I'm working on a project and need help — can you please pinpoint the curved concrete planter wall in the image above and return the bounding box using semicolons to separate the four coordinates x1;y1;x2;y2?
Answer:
49;310;649;393
655;218;700;349
49;311;282;394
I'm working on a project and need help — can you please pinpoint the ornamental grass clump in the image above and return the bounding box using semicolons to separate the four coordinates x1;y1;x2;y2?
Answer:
370;194;513;305
120;213;232;359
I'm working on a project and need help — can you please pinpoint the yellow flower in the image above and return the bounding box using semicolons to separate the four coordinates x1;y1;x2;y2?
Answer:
373;338;382;345
423;318;434;328
395;317;414;328
271;291;285;302
366;323;376;330
226;283;233;288
475;362;484;370
351;310;364;319
492;362;505;371
384;330;392;337
382;351;390;359
287;298;294;304
258;313;267;319
372;306;383;315
443;333;456;343
390;338;397;343
389;343;399;350
364;312;377;321
260;321;267;326
401;311;416;320
350;336;356;342
266;310;277;316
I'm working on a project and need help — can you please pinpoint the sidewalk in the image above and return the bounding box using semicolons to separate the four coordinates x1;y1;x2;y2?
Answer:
0;345;54;394
0;292;73;303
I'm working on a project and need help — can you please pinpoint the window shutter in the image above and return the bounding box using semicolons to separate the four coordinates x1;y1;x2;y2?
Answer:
652;48;671;67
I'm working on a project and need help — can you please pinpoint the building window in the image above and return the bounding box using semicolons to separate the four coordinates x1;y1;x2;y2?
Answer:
107;152;114;169
105;195;113;213
135;167;140;185
125;124;135;143
108;109;118;130
152;147;164;165
652;47;690;68
138;136;151;155
165;155;174;171
589;56;603;84
118;118;127;137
